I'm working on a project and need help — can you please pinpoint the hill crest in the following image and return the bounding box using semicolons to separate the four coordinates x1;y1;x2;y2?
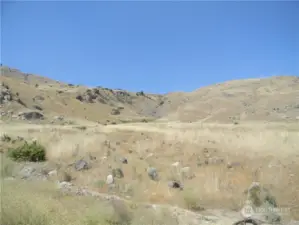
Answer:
1;65;298;124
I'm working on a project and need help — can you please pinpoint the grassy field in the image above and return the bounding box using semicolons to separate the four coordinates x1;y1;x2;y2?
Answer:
1;120;299;223
1;179;181;225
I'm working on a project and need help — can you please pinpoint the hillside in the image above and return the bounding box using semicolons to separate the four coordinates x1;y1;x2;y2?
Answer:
1;65;299;124
2;65;299;223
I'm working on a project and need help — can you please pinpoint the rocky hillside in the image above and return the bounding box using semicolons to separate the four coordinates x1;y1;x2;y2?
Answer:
1;65;299;123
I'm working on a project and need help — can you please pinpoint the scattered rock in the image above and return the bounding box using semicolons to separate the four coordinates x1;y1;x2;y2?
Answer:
101;156;107;161
57;181;73;191
19;166;36;179
18;165;48;181
168;180;183;190
88;153;96;160
227;161;242;169
106;174;114;184
48;170;58;176
33;95;45;102
18;111;44;120
0;83;13;105
208;157;225;165
54;115;64;121
145;153;154;159
180;166;190;173
111;108;121;115
147;167;158;181
76;88;101;103
172;161;180;167
33;105;43;111
74;159;89;171
120;157;128;164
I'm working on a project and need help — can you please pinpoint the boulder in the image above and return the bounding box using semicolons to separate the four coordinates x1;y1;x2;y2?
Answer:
74;159;89;171
106;174;114;184
147;167;158;181
18;111;44;120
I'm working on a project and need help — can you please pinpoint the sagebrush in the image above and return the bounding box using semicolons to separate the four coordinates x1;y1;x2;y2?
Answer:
8;141;46;162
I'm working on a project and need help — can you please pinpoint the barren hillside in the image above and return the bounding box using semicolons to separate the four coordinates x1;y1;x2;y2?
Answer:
1;65;299;124
2;65;299;224
166;77;299;123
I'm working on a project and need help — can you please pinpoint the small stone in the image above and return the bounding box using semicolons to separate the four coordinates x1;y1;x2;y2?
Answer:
168;180;183;190
180;166;190;173
48;170;58;176
120;157;128;164
106;174;114;184
19;166;36;179
147;167;158;181
172;162;180;167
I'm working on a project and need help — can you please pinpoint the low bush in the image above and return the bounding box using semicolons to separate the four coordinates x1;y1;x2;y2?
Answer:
8;141;46;162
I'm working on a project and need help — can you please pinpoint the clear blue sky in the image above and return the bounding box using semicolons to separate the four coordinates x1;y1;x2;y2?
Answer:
1;1;298;94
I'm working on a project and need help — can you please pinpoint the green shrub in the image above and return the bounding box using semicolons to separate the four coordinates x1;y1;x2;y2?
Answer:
8;141;46;162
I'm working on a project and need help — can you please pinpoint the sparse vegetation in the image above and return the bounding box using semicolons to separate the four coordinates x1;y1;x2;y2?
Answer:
183;190;205;212
8;141;46;162
136;91;144;96
1;133;12;142
1;157;15;178
1;66;299;222
75;126;87;131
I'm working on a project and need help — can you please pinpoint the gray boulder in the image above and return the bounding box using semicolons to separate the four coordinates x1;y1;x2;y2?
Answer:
18;111;44;120
74;159;89;171
19;166;36;179
147;167;158;181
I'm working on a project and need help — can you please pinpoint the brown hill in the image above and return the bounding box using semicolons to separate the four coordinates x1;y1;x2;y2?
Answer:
1;65;298;124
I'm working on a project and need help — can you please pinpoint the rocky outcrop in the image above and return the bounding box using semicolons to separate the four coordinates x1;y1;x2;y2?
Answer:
18;111;44;120
0;83;13;104
75;88;135;105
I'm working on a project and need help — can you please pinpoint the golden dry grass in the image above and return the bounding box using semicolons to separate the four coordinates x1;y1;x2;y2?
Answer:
1;179;180;225
1;121;298;220
0;75;157;124
2;68;299;124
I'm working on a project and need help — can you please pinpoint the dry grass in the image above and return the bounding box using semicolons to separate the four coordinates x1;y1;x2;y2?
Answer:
2;68;299;125
1;121;298;220
1;179;179;225
0;75;157;124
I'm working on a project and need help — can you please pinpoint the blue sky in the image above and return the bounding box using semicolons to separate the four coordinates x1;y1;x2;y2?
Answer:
1;1;298;93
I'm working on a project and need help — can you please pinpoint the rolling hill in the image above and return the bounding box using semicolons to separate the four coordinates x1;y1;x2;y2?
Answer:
1;65;298;124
